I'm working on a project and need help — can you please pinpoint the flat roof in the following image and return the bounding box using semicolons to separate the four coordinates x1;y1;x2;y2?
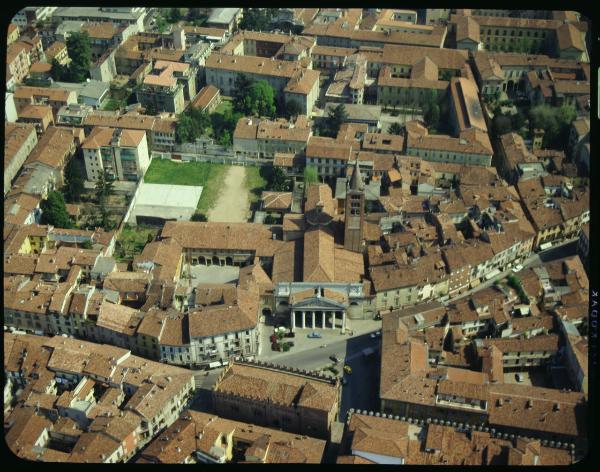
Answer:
135;182;203;209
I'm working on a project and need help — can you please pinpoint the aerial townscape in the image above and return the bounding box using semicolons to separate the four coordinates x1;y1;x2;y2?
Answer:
4;6;592;465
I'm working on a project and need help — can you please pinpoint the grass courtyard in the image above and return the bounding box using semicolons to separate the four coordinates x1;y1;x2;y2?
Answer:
144;159;229;214
213;99;232;116
115;224;159;262
244;166;268;204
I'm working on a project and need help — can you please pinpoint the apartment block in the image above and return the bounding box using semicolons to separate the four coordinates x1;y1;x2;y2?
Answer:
82;127;149;182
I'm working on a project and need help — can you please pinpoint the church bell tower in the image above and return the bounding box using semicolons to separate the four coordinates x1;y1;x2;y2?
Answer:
344;159;365;253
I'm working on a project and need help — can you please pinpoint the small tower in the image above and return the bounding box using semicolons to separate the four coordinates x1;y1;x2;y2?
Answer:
173;28;186;51
344;159;365;253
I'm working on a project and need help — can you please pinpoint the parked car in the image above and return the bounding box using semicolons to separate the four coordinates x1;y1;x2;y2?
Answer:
342;377;348;385
515;373;524;383
284;332;296;338
329;355;340;364
343;365;353;375
370;333;376;339
269;334;277;343
307;332;322;339
375;331;381;337
271;343;279;351
512;264;524;273
287;342;295;347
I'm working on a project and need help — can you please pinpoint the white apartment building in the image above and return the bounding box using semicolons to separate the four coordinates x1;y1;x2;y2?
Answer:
82;127;149;182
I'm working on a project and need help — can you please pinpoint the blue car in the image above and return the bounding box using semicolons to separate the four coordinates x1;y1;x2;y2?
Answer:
307;332;322;339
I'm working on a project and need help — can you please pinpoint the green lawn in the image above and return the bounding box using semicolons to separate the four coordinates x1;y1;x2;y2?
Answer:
213;99;232;116
102;99;125;111
115;225;159;261
244;166;268;204
143;159;229;214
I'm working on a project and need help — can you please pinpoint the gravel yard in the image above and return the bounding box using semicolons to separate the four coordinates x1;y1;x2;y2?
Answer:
207;166;250;222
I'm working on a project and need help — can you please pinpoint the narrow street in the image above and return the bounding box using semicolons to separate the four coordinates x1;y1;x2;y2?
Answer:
446;238;578;304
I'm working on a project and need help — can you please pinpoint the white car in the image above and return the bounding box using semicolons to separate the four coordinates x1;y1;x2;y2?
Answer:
512;264;524;273
370;333;376;339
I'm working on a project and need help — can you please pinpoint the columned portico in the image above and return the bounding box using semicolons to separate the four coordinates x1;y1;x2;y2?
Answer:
290;308;347;332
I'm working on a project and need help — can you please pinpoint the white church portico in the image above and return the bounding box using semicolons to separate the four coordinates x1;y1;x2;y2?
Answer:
290;301;347;332
276;281;368;332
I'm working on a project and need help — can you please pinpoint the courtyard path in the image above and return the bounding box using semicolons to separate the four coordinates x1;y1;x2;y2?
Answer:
207;166;249;222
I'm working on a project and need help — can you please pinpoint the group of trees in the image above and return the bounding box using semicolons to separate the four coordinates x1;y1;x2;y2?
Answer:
260;166;291;192
62;157;85;203
94;170;116;230
314;103;348;138
175;104;243;147
51;32;92;83
387;122;403;135
166;8;182;23
175;108;211;143
187;8;208;26
491;109;527;138
239;8;277;31
40;191;74;228
210;108;244;147
232;74;277;118
528;104;577;150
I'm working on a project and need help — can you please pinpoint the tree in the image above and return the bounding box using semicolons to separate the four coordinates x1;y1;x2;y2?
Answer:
175;108;211;143
327;103;348;137
284;99;302;119
440;70;454;82
263;214;278;224
167;8;182;23
62;157;85;203
51;58;69;82
191;212;207;221
248;81;276;117
175;114;195;143
492;114;512;138
155;15;169;33
388;122;403;135
232;74;255;113
65;32;91;82
261;166;290;191
303;166;319;186
218;130;232;147
511;111;526;132
529;104;576;149
239;8;277;31
81;240;93;249
40;191;74;228
210;109;243;144
233;78;276;117
95;170;115;206
424;103;440;130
